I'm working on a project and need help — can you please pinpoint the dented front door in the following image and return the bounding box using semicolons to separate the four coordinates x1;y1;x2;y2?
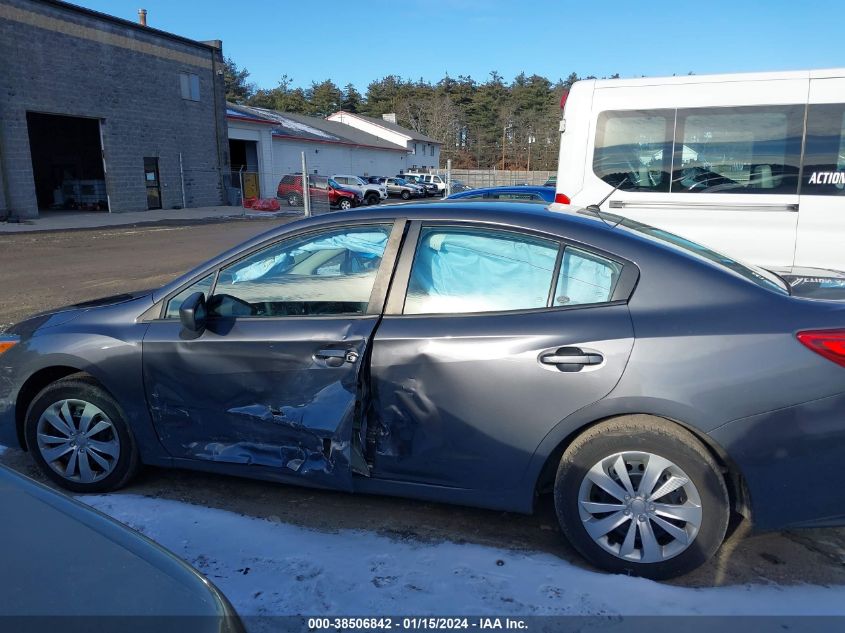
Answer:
141;221;401;491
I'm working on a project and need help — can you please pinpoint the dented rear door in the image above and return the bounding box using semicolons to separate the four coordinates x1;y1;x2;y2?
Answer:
141;221;404;491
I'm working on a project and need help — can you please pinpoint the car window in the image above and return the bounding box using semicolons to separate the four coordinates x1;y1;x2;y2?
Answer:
594;109;674;192
209;225;393;318
404;227;558;314
554;247;622;306
164;272;215;318
674;105;803;194
490;192;545;201
802;104;845;196
334;177;348;185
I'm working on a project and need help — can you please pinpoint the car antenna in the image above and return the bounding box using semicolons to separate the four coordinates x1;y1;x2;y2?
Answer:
585;177;627;227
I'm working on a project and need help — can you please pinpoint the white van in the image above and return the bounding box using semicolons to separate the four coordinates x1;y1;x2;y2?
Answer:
553;68;845;271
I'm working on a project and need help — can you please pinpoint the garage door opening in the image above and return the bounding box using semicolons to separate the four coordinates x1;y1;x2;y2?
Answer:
229;139;260;200
26;112;109;212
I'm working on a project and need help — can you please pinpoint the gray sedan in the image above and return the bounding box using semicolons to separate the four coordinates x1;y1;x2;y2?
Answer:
1;203;844;580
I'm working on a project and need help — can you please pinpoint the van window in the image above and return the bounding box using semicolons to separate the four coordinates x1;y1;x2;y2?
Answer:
593;110;674;192
802;103;845;196
674;106;803;194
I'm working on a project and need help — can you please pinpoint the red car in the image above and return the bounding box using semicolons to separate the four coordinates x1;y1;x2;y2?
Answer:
277;174;362;210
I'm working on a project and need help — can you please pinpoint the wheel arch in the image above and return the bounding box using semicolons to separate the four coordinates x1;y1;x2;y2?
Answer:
14;366;93;450
531;412;751;522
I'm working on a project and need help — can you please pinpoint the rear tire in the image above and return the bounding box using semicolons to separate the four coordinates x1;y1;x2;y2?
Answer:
25;375;140;493
287;192;301;207
554;415;729;580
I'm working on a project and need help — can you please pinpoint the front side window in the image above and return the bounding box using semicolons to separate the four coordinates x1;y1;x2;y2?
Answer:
164;272;215;318
208;225;392;317
404;227;558;314
802;103;845;196
674;105;803;194
593;110;673;192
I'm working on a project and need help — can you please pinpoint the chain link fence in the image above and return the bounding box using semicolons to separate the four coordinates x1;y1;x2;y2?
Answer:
434;169;556;189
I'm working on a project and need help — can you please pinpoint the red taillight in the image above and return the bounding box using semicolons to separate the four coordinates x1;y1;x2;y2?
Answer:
797;330;845;368
559;89;570;110
554;193;571;205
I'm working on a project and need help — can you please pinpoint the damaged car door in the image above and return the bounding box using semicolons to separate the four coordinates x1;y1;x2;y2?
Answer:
367;222;636;497
141;222;401;490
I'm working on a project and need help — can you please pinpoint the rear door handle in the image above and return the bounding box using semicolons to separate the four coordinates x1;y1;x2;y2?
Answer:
315;349;359;367
539;348;603;371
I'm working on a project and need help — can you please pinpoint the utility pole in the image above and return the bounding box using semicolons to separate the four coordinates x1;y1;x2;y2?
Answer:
527;134;535;173
301;151;311;218
501;124;506;170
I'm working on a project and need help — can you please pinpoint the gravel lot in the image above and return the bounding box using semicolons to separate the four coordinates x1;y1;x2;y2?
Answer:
1;216;844;588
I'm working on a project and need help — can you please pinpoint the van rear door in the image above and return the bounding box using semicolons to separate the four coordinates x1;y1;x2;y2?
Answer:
794;75;845;271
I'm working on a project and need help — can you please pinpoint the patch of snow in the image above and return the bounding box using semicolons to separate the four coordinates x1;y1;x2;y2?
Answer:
78;494;845;620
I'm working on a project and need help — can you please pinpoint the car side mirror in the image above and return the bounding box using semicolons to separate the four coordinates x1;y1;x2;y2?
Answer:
179;292;207;336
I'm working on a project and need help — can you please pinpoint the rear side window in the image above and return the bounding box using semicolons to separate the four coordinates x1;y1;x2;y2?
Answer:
404;227;558;314
594;106;804;195
802;104;845;196
674;105;803;194
593;110;674;192
554;247;622;306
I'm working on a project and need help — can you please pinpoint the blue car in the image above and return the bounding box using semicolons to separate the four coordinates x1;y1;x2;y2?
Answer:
445;185;555;203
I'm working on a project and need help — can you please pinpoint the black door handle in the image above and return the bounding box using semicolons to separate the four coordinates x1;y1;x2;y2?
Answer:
539;347;603;371
315;349;359;367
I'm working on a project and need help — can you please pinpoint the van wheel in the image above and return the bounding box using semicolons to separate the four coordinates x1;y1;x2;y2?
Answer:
365;193;380;206
554;416;729;580
401;190;411;200
25;375;140;493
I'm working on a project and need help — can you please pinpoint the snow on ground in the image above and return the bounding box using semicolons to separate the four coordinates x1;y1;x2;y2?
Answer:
79;494;845;619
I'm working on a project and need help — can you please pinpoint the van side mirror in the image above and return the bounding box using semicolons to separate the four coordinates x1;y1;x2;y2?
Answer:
179;292;207;335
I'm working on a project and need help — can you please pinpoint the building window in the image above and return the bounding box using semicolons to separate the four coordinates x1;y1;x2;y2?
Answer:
179;72;200;101
412;143;417;155
430;144;435;156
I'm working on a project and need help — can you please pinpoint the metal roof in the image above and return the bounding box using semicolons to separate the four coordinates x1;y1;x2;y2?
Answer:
226;104;409;152
332;112;442;144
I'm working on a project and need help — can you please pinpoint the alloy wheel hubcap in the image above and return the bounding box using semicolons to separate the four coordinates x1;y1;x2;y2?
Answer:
36;399;120;483
577;451;702;563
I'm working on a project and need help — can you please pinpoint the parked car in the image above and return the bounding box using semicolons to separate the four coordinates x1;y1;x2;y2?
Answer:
446;185;555;203
543;175;557;187
382;177;424;200
398;174;438;196
333;174;387;206
276;174;362;210
3;204;845;580
406;172;447;195
0;465;243;628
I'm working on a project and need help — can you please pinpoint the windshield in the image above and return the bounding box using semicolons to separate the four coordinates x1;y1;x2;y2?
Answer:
578;210;789;295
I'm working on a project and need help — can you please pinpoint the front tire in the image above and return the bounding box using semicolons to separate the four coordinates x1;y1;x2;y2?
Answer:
25;375;140;493
365;193;380;206
400;190;411;200
554;416;729;580
338;198;352;210
287;192;302;207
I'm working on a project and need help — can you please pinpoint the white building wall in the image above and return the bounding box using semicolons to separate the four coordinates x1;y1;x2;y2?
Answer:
272;138;408;180
328;112;442;171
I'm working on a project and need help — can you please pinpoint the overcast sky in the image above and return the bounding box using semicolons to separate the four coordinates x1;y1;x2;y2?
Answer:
72;0;844;90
